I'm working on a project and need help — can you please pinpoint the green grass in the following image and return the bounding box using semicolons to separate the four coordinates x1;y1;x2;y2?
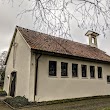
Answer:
102;108;110;110
0;87;3;91
12;95;110;110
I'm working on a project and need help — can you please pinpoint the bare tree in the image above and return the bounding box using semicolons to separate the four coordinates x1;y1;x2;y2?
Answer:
0;51;7;80
2;0;110;37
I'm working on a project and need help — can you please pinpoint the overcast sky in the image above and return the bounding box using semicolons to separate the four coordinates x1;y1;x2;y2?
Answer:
0;1;110;55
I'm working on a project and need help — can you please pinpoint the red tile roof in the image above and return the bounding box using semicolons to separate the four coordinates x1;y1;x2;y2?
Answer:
17;26;110;63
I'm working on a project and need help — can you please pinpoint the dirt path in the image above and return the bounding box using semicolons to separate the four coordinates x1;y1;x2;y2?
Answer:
20;98;110;110
0;101;12;110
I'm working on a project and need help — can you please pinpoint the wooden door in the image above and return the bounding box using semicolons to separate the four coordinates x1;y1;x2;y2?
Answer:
10;72;16;97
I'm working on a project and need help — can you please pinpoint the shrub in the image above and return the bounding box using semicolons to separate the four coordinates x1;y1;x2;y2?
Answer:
0;91;7;96
4;96;29;107
0;80;4;87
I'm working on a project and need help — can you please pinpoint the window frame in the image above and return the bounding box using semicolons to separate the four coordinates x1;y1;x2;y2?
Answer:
61;62;68;77
81;65;87;78
72;63;78;77
49;61;57;77
98;67;102;79
90;66;95;78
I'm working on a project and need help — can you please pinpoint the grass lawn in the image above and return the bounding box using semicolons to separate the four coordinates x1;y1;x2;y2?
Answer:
19;97;110;110
2;95;110;110
103;108;110;110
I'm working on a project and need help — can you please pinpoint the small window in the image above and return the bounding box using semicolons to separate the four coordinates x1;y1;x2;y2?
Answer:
107;76;110;82
82;65;87;77
90;66;95;78
49;61;57;76
61;62;68;76
98;67;102;78
92;37;95;44
72;64;78;77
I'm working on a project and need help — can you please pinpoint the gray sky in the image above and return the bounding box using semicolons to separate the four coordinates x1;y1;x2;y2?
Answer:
0;1;110;55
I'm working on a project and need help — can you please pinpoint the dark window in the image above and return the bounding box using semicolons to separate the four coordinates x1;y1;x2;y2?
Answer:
49;61;57;76
72;64;78;77
82;65;87;77
98;67;102;78
90;66;95;78
107;76;110;82
61;62;68;76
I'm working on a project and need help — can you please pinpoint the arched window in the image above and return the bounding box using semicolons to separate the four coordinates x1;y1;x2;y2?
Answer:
92;37;95;44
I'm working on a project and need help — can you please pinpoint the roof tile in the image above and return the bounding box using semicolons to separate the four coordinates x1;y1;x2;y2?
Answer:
17;26;110;63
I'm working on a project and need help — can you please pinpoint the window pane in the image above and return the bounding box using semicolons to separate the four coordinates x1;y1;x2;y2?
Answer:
49;61;57;76
98;67;102;78
107;76;110;82
82;65;87;77
61;62;68;76
72;64;78;77
90;66;95;78
92;37;95;44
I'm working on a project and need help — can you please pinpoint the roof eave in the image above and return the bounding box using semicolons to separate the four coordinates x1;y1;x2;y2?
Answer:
32;49;110;64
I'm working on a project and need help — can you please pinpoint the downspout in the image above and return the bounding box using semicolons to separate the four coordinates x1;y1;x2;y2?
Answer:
34;54;42;101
